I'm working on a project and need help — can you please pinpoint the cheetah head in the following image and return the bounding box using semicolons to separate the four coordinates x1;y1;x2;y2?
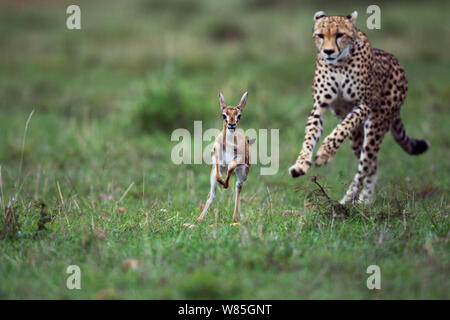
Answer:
312;11;358;65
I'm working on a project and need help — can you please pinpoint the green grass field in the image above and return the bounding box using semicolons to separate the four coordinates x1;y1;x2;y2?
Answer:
0;0;449;299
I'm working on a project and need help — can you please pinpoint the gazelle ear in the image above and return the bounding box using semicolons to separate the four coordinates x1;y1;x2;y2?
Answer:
219;92;226;110
238;91;248;110
346;11;358;24
314;11;326;21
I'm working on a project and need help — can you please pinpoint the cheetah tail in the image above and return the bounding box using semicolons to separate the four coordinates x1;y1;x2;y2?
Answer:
390;115;429;155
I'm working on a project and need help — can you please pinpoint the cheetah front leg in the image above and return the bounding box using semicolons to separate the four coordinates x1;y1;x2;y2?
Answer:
289;100;328;177
315;104;370;166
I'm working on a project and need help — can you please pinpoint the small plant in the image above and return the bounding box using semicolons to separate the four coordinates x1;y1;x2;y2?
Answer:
296;176;350;217
37;202;52;231
1;199;19;239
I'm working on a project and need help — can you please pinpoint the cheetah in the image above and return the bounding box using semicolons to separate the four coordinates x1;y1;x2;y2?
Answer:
289;11;429;204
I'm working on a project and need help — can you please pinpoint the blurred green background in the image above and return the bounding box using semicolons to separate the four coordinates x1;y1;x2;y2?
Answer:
0;0;448;299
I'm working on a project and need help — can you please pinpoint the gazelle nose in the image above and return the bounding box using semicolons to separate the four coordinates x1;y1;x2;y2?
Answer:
323;49;335;55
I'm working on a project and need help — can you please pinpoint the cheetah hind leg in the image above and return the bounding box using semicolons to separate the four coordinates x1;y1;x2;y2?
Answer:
340;175;365;204
340;126;365;204
358;120;389;204
341;118;388;205
358;169;378;203
349;125;364;159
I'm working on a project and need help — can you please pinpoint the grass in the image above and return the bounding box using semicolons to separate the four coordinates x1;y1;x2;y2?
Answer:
0;0;449;299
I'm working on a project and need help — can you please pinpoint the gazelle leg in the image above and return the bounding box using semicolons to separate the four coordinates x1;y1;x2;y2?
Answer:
232;165;248;222
223;160;240;189
213;148;227;187
232;181;242;221
196;166;217;222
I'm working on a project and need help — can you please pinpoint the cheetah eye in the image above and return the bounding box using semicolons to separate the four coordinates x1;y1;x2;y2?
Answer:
336;33;344;39
317;33;324;39
222;114;227;120
237;114;241;121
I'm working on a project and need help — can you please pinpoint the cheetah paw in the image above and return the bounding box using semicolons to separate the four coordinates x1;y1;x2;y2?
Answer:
314;148;333;167
289;161;311;178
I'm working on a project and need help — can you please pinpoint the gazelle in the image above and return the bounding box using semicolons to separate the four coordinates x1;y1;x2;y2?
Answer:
196;92;255;223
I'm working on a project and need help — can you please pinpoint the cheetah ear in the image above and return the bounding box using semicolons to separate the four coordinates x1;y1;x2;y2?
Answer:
219;92;226;111
346;11;358;24
237;91;248;110
314;11;326;21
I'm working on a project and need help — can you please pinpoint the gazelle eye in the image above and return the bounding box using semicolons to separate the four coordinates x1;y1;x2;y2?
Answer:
336;33;344;38
317;33;324;39
222;114;227;120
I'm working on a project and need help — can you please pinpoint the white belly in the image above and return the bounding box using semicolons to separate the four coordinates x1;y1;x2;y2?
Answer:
211;147;237;166
222;147;236;165
212;146;247;176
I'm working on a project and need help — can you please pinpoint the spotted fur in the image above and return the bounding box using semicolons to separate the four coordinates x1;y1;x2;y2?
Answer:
289;11;429;204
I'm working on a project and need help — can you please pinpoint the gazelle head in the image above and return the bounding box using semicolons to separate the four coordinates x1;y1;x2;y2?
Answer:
219;91;248;133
